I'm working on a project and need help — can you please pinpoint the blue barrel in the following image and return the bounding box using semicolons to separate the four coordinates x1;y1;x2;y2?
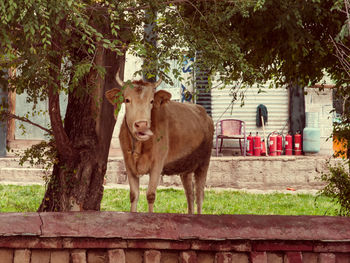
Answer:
303;112;320;153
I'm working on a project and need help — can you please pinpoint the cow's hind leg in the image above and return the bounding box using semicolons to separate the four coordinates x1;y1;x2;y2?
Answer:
180;172;194;214
194;163;209;214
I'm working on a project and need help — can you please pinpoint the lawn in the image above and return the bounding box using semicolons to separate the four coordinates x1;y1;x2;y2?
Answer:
0;184;340;216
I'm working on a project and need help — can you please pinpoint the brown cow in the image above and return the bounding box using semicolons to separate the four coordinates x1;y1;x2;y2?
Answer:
105;73;214;214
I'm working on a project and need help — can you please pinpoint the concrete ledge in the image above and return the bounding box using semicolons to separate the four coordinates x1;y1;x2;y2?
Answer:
106;155;343;191
0;156;345;192
0;212;348;241
0;212;350;263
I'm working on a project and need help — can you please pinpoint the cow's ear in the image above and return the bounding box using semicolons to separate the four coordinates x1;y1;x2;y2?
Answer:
154;90;171;107
105;88;122;105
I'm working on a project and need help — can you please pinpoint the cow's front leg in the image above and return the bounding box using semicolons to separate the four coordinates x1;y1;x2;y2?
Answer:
127;170;140;212
147;165;163;213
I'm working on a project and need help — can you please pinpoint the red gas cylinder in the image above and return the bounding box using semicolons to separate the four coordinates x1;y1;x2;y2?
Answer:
285;133;293;155
247;132;254;156
276;134;283;156
294;132;302;155
269;134;277;156
253;132;261;156
261;139;267;156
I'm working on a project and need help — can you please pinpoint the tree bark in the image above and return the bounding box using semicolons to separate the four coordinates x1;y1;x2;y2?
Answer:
38;48;125;212
6;69;16;143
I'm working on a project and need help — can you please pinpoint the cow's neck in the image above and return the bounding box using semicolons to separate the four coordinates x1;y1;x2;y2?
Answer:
124;117;142;160
130;136;142;156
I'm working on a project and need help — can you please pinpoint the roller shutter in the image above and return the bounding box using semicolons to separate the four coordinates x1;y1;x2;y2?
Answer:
212;84;289;148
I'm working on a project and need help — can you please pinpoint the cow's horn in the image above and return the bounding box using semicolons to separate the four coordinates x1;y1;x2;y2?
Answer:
115;70;125;87
154;76;162;88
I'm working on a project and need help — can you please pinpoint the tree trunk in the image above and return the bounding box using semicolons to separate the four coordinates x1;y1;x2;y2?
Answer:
38;49;125;212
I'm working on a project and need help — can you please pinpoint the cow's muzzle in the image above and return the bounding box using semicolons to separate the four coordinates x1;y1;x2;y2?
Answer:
134;121;153;141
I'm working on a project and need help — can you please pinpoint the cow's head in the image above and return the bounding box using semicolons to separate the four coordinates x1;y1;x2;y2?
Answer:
105;72;171;141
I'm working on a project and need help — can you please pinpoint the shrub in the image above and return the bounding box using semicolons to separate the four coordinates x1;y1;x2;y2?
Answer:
319;160;350;216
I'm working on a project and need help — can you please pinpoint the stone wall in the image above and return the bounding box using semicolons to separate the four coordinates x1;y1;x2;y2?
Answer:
106;156;343;191
0;156;344;191
1;212;350;263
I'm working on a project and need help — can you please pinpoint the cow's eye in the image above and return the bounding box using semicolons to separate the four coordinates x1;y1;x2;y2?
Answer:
150;100;154;104
125;98;130;103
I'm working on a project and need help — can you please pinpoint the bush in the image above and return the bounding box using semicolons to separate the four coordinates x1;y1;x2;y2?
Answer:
319;160;350;216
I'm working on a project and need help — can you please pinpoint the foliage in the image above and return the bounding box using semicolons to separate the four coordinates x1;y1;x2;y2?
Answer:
4;0;345;102
0;184;339;215
0;0;124;100
319;161;350;216
319;0;350;216
332;0;350;158
180;0;347;88
18;140;58;182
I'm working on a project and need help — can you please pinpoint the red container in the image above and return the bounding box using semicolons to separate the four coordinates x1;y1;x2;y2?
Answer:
261;139;267;156
247;132;254;156
269;134;277;156
276;134;283;156
294;132;302;155
285;133;293;155
253;133;261;156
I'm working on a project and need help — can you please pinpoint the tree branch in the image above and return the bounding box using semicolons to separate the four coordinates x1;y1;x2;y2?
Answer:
123;0;231;12
0;111;53;135
48;84;77;159
184;0;223;50
47;18;77;159
330;36;350;79
345;0;350;38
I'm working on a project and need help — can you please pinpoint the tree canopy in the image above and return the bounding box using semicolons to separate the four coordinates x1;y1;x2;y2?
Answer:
0;0;348;98
180;0;347;88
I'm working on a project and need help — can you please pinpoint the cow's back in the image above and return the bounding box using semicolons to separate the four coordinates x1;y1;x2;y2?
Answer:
155;101;214;175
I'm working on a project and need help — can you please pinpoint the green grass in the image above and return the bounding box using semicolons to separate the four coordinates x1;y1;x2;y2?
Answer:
0;184;45;212
0;184;340;216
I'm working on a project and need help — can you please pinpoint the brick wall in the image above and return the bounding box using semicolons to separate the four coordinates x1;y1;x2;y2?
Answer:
1;212;350;263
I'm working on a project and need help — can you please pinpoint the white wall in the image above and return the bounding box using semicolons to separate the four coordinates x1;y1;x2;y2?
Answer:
305;87;334;155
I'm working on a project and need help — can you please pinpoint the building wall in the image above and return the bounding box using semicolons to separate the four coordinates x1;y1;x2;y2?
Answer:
14;92;67;140
305;87;334;155
212;84;335;155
